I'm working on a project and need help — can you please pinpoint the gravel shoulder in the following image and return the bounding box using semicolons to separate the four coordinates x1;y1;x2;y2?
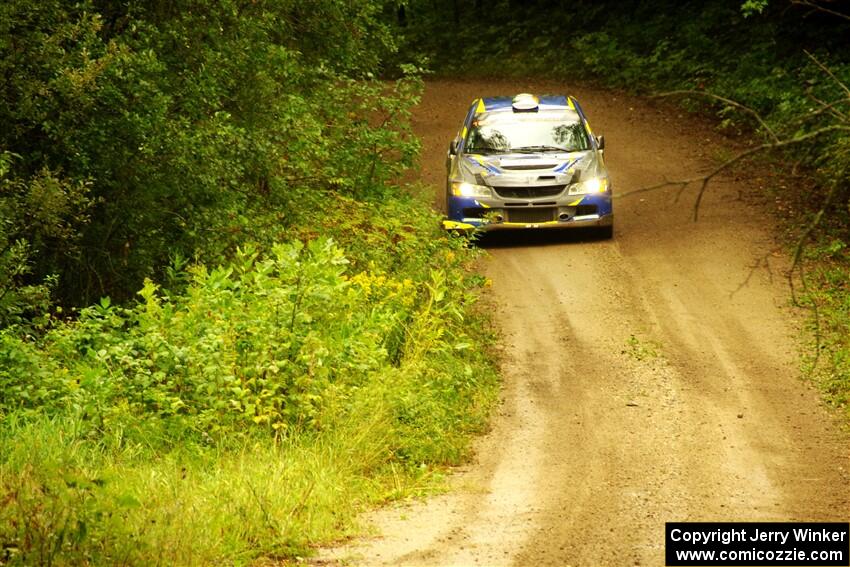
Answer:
318;78;849;567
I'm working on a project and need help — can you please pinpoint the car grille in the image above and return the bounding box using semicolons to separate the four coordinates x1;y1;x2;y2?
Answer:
500;164;557;171
507;208;556;223
494;185;566;199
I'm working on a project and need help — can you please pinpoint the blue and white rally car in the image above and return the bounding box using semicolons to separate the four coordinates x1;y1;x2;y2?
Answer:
444;93;613;238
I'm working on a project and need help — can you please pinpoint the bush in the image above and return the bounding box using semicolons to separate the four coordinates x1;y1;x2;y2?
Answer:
0;190;499;562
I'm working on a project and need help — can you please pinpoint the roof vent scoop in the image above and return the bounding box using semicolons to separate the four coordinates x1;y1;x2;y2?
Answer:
512;93;539;112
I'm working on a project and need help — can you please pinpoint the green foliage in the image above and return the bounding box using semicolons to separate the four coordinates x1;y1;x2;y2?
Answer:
741;0;770;17
0;190;499;562
0;232;489;437
0;0;413;308
799;201;850;418
0;151;91;327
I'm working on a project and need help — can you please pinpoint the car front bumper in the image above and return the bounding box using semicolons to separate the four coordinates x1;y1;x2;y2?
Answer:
444;193;613;232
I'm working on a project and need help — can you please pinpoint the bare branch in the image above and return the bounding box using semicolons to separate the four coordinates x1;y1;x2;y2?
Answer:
792;0;850;23
788;181;840;301
655;90;781;143
616;125;850;220
616;178;688;200
785;182;840;369
800;92;849;124
804;50;850;101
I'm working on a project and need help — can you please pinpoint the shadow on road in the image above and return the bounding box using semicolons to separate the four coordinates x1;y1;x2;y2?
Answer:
473;228;612;249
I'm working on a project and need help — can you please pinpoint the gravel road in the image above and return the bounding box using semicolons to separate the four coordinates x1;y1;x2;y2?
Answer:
320;78;849;567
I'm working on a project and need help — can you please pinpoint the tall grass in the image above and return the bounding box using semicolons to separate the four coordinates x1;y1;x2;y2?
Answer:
0;414;388;564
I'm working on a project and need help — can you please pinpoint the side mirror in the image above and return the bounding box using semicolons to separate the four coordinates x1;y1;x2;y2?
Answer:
596;135;605;151
449;139;459;156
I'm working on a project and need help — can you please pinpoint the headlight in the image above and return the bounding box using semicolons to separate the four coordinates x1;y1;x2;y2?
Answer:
569;177;609;195
451;181;492;198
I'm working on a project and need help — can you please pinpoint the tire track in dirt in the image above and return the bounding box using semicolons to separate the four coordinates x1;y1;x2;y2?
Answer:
318;79;849;566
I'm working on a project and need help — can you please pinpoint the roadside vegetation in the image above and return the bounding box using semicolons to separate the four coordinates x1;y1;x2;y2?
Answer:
0;1;498;564
392;0;850;418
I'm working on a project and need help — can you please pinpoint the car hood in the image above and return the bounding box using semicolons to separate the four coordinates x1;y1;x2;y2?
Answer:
459;150;606;187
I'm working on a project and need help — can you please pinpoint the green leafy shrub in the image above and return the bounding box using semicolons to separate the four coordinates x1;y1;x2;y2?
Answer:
0;234;482;436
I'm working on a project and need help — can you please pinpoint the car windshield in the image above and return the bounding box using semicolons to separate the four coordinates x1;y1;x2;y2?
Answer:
465;110;590;154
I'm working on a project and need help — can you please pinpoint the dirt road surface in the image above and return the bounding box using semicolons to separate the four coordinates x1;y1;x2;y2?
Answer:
320;79;849;566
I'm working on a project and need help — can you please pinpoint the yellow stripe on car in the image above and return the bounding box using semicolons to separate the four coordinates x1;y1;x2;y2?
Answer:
568;197;584;206
442;220;475;231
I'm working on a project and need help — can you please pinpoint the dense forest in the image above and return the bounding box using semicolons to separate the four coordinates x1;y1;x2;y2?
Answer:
1;0;848;563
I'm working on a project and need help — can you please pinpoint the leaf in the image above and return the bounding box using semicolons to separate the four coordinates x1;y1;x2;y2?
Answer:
115;494;141;508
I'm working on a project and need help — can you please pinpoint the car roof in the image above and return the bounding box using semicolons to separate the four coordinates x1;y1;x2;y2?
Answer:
474;109;582;128
475;95;574;113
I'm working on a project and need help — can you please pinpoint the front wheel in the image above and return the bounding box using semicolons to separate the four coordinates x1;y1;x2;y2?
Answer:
596;225;614;239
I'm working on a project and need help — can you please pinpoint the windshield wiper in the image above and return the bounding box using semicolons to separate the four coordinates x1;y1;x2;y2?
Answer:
511;145;570;153
468;146;507;155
